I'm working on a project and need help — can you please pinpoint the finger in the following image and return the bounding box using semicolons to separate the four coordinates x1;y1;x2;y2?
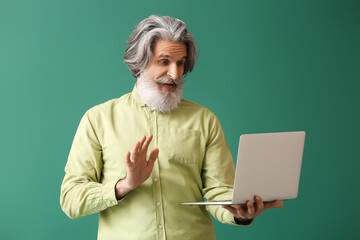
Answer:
142;134;153;152
247;200;255;215
138;135;146;151
234;204;246;217
222;205;239;218
146;148;159;168
264;200;284;210
125;151;132;164
255;195;264;213
131;141;140;160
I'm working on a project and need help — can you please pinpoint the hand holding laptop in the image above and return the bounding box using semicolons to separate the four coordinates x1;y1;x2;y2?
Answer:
182;131;306;223
222;195;283;223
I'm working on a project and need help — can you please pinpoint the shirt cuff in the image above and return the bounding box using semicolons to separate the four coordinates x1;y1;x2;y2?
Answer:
100;180;123;207
234;217;254;226
222;209;254;226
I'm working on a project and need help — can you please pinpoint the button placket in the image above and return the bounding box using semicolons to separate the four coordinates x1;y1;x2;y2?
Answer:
150;112;165;239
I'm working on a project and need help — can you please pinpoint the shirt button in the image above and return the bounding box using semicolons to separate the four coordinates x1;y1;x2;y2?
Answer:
112;201;117;205
157;202;161;206
154;178;159;183
159;225;163;229
151;117;155;121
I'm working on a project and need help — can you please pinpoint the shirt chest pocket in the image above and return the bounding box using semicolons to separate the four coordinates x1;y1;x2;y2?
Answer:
160;128;202;164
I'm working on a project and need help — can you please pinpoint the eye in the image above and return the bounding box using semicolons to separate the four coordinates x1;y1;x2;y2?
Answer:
159;59;169;65
177;61;185;66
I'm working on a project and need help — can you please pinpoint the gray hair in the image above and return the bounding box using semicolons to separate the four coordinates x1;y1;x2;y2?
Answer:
124;15;197;78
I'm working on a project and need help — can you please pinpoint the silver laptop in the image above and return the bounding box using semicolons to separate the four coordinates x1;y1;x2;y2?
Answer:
181;131;305;205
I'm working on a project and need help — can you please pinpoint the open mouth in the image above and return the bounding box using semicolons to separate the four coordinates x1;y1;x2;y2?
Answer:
158;82;176;91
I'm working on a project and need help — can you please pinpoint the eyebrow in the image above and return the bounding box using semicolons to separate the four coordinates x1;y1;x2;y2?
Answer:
157;54;187;60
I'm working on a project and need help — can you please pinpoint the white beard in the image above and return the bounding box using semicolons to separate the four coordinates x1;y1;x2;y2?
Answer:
137;71;184;113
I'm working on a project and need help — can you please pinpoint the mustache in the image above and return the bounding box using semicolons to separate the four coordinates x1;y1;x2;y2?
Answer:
155;77;184;86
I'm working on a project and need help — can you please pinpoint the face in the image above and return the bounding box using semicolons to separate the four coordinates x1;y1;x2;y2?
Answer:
136;39;187;112
137;39;187;92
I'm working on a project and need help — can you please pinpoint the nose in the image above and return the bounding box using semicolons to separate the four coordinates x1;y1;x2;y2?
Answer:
167;64;182;80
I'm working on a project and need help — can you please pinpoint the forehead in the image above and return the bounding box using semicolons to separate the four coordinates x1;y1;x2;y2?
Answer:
152;39;187;58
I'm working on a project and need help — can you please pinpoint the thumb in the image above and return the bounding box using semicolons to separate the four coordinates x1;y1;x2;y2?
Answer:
265;200;284;210
272;200;284;208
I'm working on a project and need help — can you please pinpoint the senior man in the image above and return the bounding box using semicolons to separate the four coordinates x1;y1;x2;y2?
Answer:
60;15;283;240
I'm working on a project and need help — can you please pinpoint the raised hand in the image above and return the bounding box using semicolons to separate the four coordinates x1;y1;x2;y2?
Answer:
115;135;159;199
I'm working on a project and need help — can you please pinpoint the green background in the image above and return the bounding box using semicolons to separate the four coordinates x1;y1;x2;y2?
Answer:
1;0;359;239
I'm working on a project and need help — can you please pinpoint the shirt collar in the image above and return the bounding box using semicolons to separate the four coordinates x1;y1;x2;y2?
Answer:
131;84;147;107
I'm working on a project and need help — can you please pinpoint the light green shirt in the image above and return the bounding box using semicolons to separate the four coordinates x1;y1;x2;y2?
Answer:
60;86;246;240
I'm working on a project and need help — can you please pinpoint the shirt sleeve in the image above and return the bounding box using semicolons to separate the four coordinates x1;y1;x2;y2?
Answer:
201;114;253;226
60;110;121;219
